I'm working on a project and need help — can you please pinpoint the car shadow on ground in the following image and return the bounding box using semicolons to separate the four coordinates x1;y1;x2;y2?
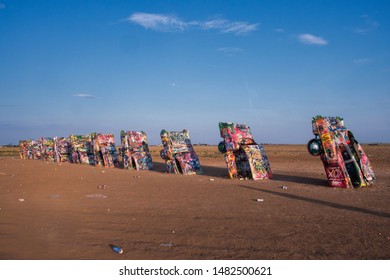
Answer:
149;162;329;187
236;184;390;219
271;173;328;187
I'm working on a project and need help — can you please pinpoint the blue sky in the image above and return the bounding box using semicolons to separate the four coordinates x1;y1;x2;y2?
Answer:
0;0;389;145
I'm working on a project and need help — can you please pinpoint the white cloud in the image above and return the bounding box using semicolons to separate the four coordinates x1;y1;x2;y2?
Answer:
217;47;244;56
221;22;258;35
353;58;372;65
298;33;328;45
200;19;228;30
128;12;187;32
354;15;379;34
127;12;258;35
72;93;96;98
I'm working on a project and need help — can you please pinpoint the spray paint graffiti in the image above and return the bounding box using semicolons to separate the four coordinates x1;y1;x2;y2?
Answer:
41;137;55;162
30;139;43;160
54;137;72;163
307;116;375;188
69;134;95;165
160;129;202;175
19;140;32;160
92;133;119;168
218;122;272;180
120;130;153;170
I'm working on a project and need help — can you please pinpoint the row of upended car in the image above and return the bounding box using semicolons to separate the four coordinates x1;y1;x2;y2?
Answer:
19;116;375;188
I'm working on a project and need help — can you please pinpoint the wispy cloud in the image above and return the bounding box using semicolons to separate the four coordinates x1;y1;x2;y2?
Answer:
128;12;187;32
298;33;328;45
72;93;96;99
274;28;284;33
0;3;5;9
353;58;372;65
217;47;244;56
127;12;259;35
354;15;379;34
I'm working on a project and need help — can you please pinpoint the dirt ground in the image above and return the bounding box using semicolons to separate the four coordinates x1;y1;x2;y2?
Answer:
0;145;389;260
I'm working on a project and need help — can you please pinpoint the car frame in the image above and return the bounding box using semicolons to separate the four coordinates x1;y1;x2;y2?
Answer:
307;115;375;188
218;122;272;180
120;130;153;170
92;133;119;168
160;129;202;175
69;134;95;165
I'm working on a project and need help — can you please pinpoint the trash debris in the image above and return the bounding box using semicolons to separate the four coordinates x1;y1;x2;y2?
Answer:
209;178;215;181
133;175;140;178
110;244;123;254
101;170;105;173
281;186;288;189
256;198;264;202
10;174;15;178
49;194;61;199
160;241;173;247
239;178;244;181
85;194;107;199
0;172;6;176
97;184;109;189
18;198;25;202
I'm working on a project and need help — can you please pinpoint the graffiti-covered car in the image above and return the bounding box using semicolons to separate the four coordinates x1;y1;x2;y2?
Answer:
160;129;202;175
307;116;375;188
19;140;32;160
70;134;95;165
54;137;72;163
218;122;272;180
30;139;43;160
41;137;55;162
92;133;119;168
120;130;153;170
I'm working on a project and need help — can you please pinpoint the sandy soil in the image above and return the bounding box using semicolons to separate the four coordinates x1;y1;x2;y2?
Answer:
0;145;389;260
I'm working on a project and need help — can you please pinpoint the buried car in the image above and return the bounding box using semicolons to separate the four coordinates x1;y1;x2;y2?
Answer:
69;134;95;165
54;137;72;163
41;137;55;162
120;130;153;170
160;129;202;175
218;122;272;180
307;115;375;188
92;133;119;168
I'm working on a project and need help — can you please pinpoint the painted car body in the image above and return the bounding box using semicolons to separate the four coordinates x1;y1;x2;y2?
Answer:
92;133;119;168
160;129;202;175
19;140;32;160
30;139;43;160
308;116;375;188
54;137;72;163
41;137;55;162
69;134;95;165
218;122;272;180
120;130;153;170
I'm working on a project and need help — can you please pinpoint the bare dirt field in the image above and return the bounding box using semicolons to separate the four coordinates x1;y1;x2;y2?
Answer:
0;145;389;260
